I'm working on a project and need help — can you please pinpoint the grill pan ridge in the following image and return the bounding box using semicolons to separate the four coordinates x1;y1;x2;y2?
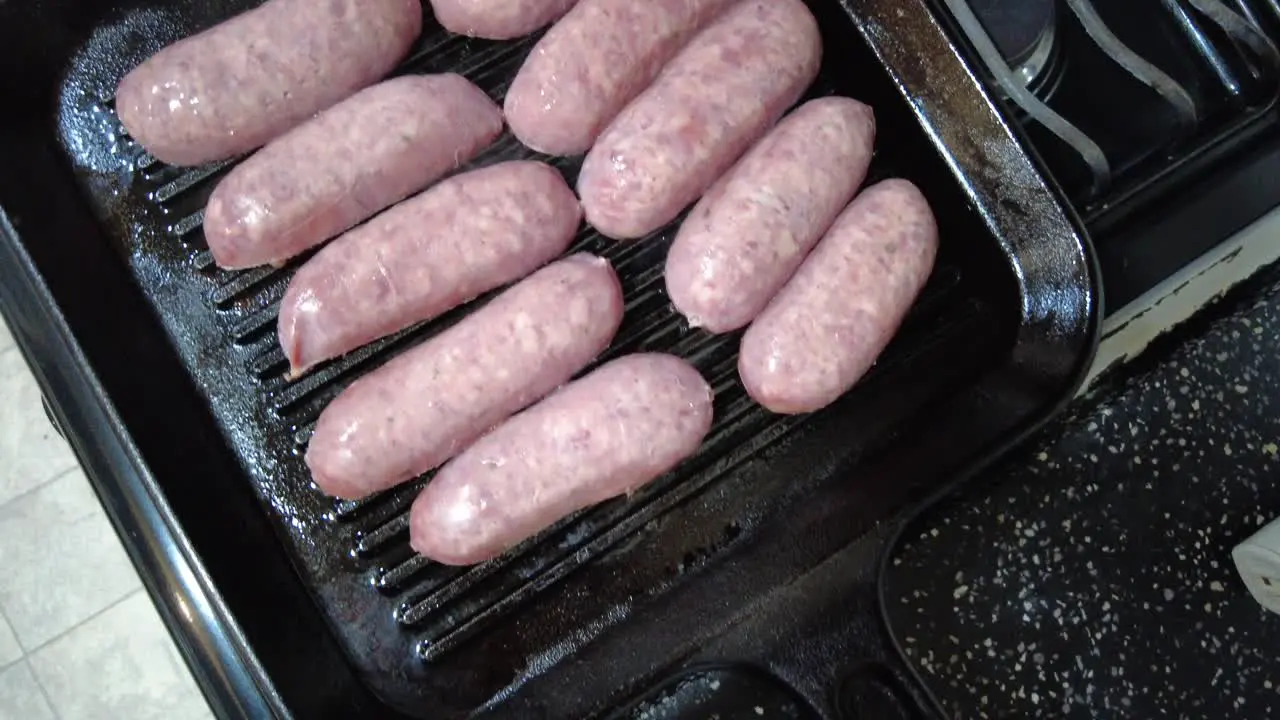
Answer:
0;0;1099;717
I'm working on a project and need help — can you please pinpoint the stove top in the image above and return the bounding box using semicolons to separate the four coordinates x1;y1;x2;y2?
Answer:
954;0;1280;311
968;0;1061;93
0;2;1275;719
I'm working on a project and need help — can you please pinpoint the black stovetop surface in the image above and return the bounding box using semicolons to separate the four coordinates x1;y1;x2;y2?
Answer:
885;257;1280;719
964;0;1280;310
879;11;1280;714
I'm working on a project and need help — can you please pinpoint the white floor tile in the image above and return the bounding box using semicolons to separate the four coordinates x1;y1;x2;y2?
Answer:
0;315;12;355
0;612;20;670
29;591;211;720
0;350;77;507
0;661;57;720
0;470;140;650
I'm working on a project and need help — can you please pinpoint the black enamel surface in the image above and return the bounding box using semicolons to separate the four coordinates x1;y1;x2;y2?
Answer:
886;263;1280;718
0;0;1097;717
610;665;821;720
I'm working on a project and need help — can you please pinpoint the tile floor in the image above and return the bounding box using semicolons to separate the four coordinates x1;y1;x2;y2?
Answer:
0;316;214;719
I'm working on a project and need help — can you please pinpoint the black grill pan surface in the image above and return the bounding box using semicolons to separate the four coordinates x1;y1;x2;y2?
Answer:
0;0;1099;717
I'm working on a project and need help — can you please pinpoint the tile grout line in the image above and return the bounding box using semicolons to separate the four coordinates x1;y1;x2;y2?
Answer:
1;345;191;717
0;464;89;519
26;585;207;720
2;586;76;720
28;657;64;720
0;601;21;674
22;586;145;661
1;344;69;720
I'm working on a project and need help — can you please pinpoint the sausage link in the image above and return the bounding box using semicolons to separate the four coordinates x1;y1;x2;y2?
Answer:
116;0;422;167
577;0;821;240
204;74;503;270
279;161;581;376
306;254;623;500
430;0;580;40
665;97;876;333
504;0;741;156
410;353;713;566
738;179;939;415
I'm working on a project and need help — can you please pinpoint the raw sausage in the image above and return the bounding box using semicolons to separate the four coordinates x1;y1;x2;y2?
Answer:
116;0;422;167
577;0;821;240
410;353;713;566
279;161;581;376
307;254;623;500
307;254;622;499
204;74;503;270
430;0;580;40
665;97;876;333
738;179;938;415
504;0;741;156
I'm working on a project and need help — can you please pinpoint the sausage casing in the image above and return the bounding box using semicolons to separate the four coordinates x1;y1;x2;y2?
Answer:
504;0;741;156
738;179;939;415
279;161;581;375
577;0;821;239
665;97;876;333
204;74;503;270
430;0;580;40
410;353;713;565
306;254;623;499
116;0;422;167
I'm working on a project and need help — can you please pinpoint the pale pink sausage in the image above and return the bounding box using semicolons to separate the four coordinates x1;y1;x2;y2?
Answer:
739;179;939;415
504;0;742;156
306;254;623;500
665;97;876;333
577;0;822;240
430;0;580;40
410;353;713;566
279;161;581;376
204;74;503;270
116;0;422;167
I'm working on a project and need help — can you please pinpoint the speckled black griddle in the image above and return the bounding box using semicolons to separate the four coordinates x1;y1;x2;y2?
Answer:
886;265;1280;719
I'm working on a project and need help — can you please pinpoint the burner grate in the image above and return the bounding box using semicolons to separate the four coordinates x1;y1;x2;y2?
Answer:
955;0;1280;207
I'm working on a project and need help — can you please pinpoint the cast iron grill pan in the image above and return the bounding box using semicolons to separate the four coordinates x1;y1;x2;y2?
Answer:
50;0;1027;715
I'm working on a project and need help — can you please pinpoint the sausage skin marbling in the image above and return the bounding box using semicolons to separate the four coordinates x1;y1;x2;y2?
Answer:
430;0;580;40
116;0;422;167
577;0;822;240
279;161;581;375
204;74;503;270
410;353;714;566
665;97;876;333
504;0;741;156
739;179;939;415
306;254;623;500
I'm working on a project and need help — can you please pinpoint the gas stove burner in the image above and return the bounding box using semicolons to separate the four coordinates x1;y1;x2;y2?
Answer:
969;0;1062;96
942;0;1111;196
